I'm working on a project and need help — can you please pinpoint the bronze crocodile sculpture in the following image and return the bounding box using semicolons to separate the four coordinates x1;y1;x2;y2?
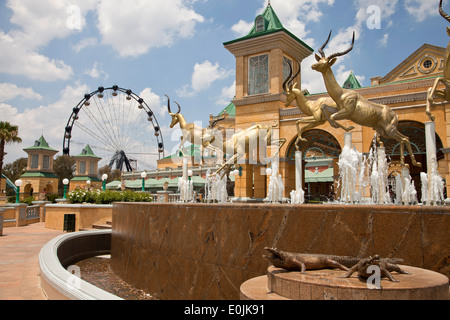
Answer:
263;247;361;272
343;255;410;282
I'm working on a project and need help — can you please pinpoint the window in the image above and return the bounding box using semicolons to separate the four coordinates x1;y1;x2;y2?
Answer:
423;59;433;69
249;54;269;95
255;16;265;33
79;161;86;174
89;162;95;175
31;155;39;169
43;155;50;169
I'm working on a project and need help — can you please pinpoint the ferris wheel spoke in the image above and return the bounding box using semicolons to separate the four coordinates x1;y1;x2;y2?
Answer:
92;93;122;149
81;100;121;150
74;121;118;151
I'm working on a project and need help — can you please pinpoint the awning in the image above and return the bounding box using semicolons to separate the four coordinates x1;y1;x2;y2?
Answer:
305;168;334;183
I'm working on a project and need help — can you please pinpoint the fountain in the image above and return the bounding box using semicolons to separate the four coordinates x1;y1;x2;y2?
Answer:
290;151;305;204
264;160;285;203
178;155;194;202
421;121;445;205
205;169;228;203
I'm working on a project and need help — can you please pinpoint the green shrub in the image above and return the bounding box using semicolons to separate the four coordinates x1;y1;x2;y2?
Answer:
46;193;60;203
67;189;153;204
21;196;34;206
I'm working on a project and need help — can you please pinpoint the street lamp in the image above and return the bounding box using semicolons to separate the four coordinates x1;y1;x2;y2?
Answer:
14;179;23;203
63;179;69;199
141;171;147;192
102;174;108;191
86;179;91;190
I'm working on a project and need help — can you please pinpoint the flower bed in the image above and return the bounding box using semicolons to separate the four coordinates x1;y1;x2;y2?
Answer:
67;189;153;204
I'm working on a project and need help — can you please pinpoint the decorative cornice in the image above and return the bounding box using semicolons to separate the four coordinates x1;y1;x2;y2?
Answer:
224;31;312;62
233;93;285;107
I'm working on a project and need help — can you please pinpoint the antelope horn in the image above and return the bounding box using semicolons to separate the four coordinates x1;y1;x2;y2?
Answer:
440;0;450;23
288;60;301;88
328;31;355;60
318;30;332;58
209;114;227;129
173;101;182;114
282;60;293;92
165;94;172;114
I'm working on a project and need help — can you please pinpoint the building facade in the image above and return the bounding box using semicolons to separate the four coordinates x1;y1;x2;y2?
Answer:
215;4;450;201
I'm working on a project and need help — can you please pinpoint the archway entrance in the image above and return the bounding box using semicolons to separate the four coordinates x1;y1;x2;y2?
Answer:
379;121;444;201
287;130;342;202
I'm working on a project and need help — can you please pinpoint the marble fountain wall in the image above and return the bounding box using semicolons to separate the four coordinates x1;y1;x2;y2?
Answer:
110;203;449;300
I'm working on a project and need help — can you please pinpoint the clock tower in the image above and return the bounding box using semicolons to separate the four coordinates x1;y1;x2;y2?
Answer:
223;3;313;199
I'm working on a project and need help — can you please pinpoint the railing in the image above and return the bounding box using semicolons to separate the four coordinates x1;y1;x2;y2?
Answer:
168;194;181;203
26;205;40;221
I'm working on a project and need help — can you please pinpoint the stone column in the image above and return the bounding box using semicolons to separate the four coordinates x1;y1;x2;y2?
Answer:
7;203;27;227
253;164;267;200
238;163;254;199
295;151;303;192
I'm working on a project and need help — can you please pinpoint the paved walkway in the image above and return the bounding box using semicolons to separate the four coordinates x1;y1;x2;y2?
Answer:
0;223;63;300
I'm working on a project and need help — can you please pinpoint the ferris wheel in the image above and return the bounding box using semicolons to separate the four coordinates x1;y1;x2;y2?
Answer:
63;85;165;172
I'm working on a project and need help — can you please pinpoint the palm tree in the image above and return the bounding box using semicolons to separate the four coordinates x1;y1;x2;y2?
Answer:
0;122;22;192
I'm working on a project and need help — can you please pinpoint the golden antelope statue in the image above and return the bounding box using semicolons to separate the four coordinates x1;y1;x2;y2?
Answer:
284;60;353;148
426;0;450;122
202;121;286;178
166;95;205;156
312;31;421;168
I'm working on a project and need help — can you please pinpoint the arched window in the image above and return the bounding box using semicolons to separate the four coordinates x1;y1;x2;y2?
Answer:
255;16;265;33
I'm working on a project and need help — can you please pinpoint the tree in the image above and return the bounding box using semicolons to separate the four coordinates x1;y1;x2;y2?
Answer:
2;157;27;183
53;155;76;196
98;165;122;183
0;122;22;192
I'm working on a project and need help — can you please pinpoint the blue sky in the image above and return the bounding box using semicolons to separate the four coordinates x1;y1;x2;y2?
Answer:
0;0;448;170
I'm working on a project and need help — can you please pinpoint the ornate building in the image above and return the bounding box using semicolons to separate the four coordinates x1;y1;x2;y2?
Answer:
69;145;102;191
20;135;59;200
215;3;449;201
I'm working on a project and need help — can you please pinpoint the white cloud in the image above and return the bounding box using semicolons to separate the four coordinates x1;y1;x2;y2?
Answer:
177;60;234;97
0;84;91;164
84;62;109;80
231;20;254;37
73;37;99;53
0;0;101;81
216;81;236;107
96;0;205;57
404;0;439;22
0;31;74;81
378;33;389;47
0;83;43;102
139;88;168;118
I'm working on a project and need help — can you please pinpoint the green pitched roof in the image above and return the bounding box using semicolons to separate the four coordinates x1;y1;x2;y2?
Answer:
23;135;58;153
218;102;236;118
342;71;362;89
223;4;313;52
75;145;101;159
162;144;202;160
